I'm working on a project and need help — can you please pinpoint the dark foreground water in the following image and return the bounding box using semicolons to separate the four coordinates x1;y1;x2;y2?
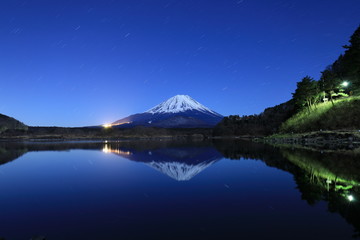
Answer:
0;140;359;240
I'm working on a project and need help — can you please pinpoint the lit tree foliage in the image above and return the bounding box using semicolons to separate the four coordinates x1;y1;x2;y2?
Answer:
319;66;341;105
292;76;320;113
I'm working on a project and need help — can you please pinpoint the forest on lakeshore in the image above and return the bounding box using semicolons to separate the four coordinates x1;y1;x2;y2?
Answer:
214;25;360;136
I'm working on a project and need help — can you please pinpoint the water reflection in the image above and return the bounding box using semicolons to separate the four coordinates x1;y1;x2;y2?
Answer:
102;144;132;155
102;141;222;181
214;139;360;238
0;140;360;238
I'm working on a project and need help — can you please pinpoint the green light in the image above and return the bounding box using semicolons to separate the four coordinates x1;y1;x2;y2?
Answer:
341;81;349;87
347;195;354;202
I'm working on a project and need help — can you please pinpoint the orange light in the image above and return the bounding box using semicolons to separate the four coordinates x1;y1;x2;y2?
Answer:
102;144;132;155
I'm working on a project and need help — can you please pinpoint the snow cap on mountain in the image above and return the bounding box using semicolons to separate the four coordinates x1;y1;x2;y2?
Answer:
146;95;221;116
112;94;223;128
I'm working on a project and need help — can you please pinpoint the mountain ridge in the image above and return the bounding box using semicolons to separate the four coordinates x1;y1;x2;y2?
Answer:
112;95;223;128
146;95;222;116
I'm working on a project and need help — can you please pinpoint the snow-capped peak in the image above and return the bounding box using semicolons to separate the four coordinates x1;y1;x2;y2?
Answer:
146;95;221;115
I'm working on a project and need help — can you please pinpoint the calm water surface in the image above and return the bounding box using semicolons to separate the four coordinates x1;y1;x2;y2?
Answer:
0;140;359;239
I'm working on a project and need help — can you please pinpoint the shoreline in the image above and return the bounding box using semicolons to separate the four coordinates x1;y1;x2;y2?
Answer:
1;129;360;150
262;130;360;150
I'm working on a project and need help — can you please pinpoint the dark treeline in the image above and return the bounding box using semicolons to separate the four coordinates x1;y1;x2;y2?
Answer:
214;25;360;136
0;126;213;140
213;100;295;136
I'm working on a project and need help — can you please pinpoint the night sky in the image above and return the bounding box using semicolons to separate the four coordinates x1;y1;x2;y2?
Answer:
1;0;359;127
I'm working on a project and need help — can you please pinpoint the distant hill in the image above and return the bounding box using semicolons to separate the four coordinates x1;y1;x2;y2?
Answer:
0;113;28;133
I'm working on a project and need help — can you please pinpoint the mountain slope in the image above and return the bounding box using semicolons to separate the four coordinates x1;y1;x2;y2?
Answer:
112;95;223;128
0;113;28;133
280;96;360;133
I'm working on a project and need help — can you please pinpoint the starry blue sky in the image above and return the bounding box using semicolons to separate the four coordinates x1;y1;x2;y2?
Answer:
0;0;359;127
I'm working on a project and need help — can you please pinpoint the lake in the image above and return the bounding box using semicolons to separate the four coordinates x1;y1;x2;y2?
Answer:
0;140;359;240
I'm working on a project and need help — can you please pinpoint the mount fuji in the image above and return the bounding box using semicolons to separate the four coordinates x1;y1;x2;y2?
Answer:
112;95;223;128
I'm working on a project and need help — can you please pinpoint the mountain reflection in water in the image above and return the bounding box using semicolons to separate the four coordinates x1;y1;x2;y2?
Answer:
102;141;222;181
0;140;359;239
